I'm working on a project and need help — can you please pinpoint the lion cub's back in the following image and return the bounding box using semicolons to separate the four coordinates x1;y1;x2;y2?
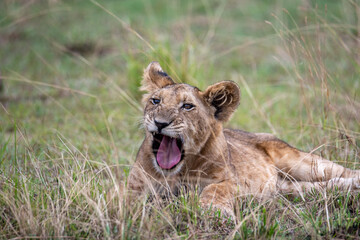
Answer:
224;128;281;154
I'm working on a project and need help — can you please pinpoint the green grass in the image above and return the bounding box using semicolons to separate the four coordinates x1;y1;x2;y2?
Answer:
1;0;360;238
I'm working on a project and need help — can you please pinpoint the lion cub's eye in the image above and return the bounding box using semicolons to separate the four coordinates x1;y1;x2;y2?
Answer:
182;103;195;110
150;98;161;105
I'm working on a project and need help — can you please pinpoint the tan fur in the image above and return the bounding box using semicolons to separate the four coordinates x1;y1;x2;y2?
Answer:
127;62;360;217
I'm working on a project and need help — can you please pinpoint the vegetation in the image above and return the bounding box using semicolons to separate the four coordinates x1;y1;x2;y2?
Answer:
0;0;359;238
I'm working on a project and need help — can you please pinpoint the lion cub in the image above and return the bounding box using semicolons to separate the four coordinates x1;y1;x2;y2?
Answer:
127;62;360;217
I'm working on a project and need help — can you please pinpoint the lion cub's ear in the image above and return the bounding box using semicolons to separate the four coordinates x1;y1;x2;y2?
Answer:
203;81;240;122
141;62;175;92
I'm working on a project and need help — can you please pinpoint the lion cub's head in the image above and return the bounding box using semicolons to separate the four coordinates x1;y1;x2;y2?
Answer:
141;62;240;174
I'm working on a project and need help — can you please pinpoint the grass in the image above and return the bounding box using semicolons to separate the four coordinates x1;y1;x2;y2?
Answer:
0;0;360;238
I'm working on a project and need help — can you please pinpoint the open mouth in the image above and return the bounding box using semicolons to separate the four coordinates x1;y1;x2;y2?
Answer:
152;133;184;170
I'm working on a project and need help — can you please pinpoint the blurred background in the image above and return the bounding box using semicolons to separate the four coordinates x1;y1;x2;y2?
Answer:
0;0;360;237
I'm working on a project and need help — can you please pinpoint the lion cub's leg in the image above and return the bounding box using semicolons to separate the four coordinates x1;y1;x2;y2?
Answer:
265;138;360;182
200;180;236;218
277;150;360;182
277;177;360;196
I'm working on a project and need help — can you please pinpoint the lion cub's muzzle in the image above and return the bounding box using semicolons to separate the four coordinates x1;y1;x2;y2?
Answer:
150;119;184;170
154;119;171;132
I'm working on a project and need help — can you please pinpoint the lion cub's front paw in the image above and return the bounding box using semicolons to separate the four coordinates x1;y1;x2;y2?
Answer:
200;201;235;220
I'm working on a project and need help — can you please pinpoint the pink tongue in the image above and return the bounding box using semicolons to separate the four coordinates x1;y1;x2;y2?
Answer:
156;136;181;169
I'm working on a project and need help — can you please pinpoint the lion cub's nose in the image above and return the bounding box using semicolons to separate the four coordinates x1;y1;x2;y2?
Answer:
154;119;170;133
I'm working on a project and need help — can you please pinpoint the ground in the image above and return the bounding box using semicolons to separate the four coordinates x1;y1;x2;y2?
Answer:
0;0;359;238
